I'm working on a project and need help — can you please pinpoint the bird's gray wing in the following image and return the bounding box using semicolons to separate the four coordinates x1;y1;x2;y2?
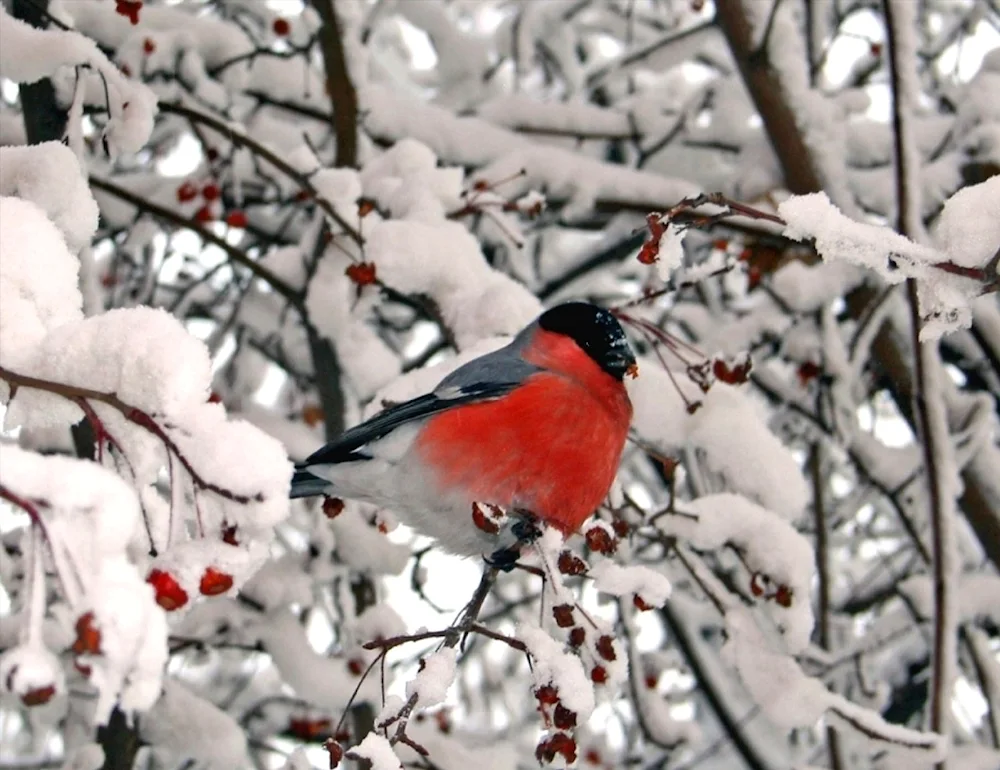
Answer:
299;348;541;467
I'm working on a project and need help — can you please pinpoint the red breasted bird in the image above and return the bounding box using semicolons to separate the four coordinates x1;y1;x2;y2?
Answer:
291;302;635;559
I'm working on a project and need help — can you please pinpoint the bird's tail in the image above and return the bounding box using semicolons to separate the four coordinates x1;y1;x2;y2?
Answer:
290;467;331;499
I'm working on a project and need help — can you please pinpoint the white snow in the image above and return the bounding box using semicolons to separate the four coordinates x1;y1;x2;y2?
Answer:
0;5;157;158
0;197;84;373
0;144;99;252
0;445;168;723
590;560;672;608
406;648;458;709
780;190;994;339
933;176;1000;269
663;493;815;651
518;624;596;721
140;681;251;770
628;365;809;519
350;733;402;770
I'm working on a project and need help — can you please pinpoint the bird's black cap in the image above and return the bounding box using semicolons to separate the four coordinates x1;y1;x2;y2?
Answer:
538;302;636;380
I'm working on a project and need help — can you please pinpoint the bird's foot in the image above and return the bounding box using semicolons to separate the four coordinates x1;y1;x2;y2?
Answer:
511;510;542;545
485;545;521;573
485;511;543;572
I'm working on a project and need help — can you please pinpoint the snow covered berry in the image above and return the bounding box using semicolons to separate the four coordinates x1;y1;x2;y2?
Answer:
147;569;188;611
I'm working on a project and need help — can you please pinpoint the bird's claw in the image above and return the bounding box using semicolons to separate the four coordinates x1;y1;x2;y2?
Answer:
485;511;542;572
485;546;521;572
511;515;541;545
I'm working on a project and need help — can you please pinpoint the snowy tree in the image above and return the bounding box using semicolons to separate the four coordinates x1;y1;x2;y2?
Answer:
0;1;997;769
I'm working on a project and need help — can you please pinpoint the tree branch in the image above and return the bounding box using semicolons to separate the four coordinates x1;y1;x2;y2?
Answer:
885;1;957;760
714;1;824;194
312;0;358;168
156;100;362;244
88;175;302;305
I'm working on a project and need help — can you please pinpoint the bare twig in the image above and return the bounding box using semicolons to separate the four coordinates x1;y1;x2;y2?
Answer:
885;2;957;762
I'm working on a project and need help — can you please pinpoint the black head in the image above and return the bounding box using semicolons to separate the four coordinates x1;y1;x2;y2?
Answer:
538;302;636;380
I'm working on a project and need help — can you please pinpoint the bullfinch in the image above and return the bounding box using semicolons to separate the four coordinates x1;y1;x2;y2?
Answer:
291;302;636;560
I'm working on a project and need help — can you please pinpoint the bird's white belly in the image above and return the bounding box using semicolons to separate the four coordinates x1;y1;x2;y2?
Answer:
308;427;517;558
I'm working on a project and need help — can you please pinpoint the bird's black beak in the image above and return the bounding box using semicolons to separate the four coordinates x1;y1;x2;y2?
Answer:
606;346;638;381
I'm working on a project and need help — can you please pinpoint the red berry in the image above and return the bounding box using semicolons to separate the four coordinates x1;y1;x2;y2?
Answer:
557;550;587;576
142;37;155;54
775;584;793;608
208;391;222;403
713;355;752;384
637;242;659;265
357;198;376;217
550;732;577;763
176;181;198;202
21;685;57;706
206;147;219;162
114;0;142;25
585;748;602;765
797;361;821;387
633;595;654;612
472;502;500;535
193;205;214;224
289;716;331;740
596;635;616;661
870;42;883;56
552;604;575;628
535;684;559;705
553;703;577;730
302;403;325;427
591;665;608;684
326;739;344;768
585;526;617;555
273;18;291;36
611;518;630;538
202;182;220;201
100;272;117;288
345;262;377;287
147;569;188;611
199;567;233;596
71;612;102;655
225;210;248;228
347;658;365;676
221;524;239;546
568;627;586;647
536;733;578;765
322;497;345;519
644;672;659;689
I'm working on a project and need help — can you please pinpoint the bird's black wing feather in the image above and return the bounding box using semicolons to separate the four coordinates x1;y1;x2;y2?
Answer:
299;381;517;467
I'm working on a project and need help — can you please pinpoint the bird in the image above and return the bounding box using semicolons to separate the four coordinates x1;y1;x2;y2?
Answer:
291;301;636;560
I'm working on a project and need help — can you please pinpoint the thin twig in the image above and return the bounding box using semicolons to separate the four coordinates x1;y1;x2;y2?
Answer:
885;2;956;762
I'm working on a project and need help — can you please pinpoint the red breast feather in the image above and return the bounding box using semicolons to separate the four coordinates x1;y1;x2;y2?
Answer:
414;329;632;534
